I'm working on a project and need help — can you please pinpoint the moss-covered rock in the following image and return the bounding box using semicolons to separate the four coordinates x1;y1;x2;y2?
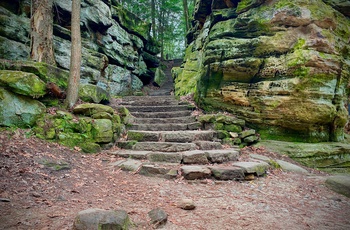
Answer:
257;140;350;173
175;0;350;143
111;3;151;41
92;119;113;143
33;112;108;153
79;83;110;103
0;70;46;98
73;103;114;116
0;87;46;128
0;60;69;89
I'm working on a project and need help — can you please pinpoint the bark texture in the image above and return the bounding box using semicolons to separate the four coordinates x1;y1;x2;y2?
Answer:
65;0;82;109
30;0;56;65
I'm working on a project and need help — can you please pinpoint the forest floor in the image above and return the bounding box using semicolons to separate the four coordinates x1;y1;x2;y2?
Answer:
1;129;350;230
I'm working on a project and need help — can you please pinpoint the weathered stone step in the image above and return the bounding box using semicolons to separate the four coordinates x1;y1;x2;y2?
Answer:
109;158;271;181
122;96;176;102
127;130;216;142
130;122;201;131
124;105;190;113
132;142;197;152
117;141;223;152
120;96;177;105
133;116;196;124
109;148;240;164
131;110;192;118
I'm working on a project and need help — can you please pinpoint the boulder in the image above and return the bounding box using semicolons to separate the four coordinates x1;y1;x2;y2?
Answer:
325;175;350;198
0;70;46;98
257;140;350;173
0;60;69;88
0;87;46;127
73;208;130;230
79;83;110;103
148;208;168;228
92;119;113;143
73;103;114;116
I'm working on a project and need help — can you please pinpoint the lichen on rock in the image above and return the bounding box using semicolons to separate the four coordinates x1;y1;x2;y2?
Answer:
174;0;350;142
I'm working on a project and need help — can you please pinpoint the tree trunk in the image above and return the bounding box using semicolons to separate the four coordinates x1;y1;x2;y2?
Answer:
65;0;82;109
182;0;189;32
151;0;156;38
30;0;56;65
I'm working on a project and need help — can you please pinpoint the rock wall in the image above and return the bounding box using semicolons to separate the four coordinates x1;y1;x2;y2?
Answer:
0;0;160;96
174;0;350;142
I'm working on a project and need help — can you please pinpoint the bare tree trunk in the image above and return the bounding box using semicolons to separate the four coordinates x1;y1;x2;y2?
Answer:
30;0;56;65
65;0;81;109
151;0;156;38
182;0;189;32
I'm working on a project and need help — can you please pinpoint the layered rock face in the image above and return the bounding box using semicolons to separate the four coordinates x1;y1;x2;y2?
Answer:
174;0;350;142
0;0;160;96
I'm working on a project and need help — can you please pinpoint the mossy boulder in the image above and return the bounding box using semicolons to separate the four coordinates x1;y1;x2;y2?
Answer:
257;140;350;173
79;84;110;103
92;119;113;143
73;208;131;230
73;103;114;116
0;70;46;98
33;111;108;153
0;87;46;128
0;60;69;89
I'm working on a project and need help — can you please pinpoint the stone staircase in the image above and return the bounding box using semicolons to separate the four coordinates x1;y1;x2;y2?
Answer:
110;95;270;181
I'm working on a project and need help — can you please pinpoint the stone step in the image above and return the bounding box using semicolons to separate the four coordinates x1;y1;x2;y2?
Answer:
133;116;196;124
131;110;192;118
109;157;271;181
124;105;190;113
109;148;240;165
132;142;197;152
120;96;177;105
121;96;176;102
127;130;216;142
118;141;224;152
130;122;201;131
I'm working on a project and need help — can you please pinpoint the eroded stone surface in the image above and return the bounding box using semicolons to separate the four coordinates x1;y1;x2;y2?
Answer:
232;161;270;176
180;165;212;180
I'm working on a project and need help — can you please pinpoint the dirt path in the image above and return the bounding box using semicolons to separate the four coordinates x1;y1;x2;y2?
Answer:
1;130;349;229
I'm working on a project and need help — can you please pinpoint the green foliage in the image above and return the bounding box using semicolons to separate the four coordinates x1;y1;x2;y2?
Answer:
120;0;195;59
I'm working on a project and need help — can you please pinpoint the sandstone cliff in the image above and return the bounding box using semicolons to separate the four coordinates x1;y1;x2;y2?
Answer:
173;0;350;142
0;0;160;96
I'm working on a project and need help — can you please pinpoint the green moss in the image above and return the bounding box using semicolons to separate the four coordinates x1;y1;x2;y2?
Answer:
117;140;137;149
216;130;230;139
127;132;145;141
111;4;151;40
269;159;281;169
0;60;68;88
80;142;101;154
224;124;242;133
214;122;224;130
292;38;306;51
